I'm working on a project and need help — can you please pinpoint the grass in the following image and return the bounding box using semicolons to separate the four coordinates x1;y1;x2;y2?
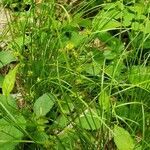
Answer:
0;0;150;149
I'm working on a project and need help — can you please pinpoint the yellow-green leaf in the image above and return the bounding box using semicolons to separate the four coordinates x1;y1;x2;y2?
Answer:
114;125;135;150
99;90;110;111
2;64;19;96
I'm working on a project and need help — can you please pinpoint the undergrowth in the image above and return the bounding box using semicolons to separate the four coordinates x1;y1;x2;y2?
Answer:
0;0;150;149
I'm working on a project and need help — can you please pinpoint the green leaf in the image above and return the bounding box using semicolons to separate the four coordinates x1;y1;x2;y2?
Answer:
59;95;74;114
128;66;150;89
97;32;124;53
57;129;78;150
33;93;56;118
0;51;16;68
70;32;87;47
114;125;135;150
84;62;101;75
123;11;134;27
79;18;91;28
32;131;49;143
105;60;125;79
75;109;101;130
103;50;116;60
56;115;69;128
129;4;145;15
131;22;144;31
72;13;91;28
99;90;110;111
0;75;4;88
0;95;17;114
0;115;26;150
13;36;30;49
144;19;150;33
101;20;121;31
93;8;121;31
2;64;19;96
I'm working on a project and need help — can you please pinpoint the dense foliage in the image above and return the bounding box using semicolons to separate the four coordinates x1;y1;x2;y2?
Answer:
0;0;150;149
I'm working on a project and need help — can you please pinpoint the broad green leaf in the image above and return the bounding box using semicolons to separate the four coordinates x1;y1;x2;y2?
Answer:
134;145;142;150
84;62;101;75
128;66;150;89
0;51;16;68
129;4;145;15
123;11;134;27
103;50;116;60
0;95;17;114
93;9;121;31
101;20;121;31
131;22;144;31
70;32;87;47
32;131;49;143
123;19;131;27
33;93;56;118
144;19;150;33
79;18;91;28
56;115;69;128
123;11;134;22
105;60;125;79
0;115;26;150
2;64;19;96
13;36;30;49
75;109;101;130
72;13;91;28
97;32;124;53
57;129;78;150
99;90;110;111
114;125;135;150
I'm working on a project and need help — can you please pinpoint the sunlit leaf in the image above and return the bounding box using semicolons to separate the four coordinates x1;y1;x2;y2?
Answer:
33;93;56;118
144;19;150;33
0;95;17;113
2;64;19;96
114;125;135;150
0;51;16;68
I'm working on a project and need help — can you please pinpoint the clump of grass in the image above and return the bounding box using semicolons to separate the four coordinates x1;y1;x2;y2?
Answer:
0;0;150;149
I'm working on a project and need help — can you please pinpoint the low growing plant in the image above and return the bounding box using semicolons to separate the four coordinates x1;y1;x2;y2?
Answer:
0;0;150;149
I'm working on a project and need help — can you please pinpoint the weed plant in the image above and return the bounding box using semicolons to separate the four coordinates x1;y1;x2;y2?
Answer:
0;0;150;149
